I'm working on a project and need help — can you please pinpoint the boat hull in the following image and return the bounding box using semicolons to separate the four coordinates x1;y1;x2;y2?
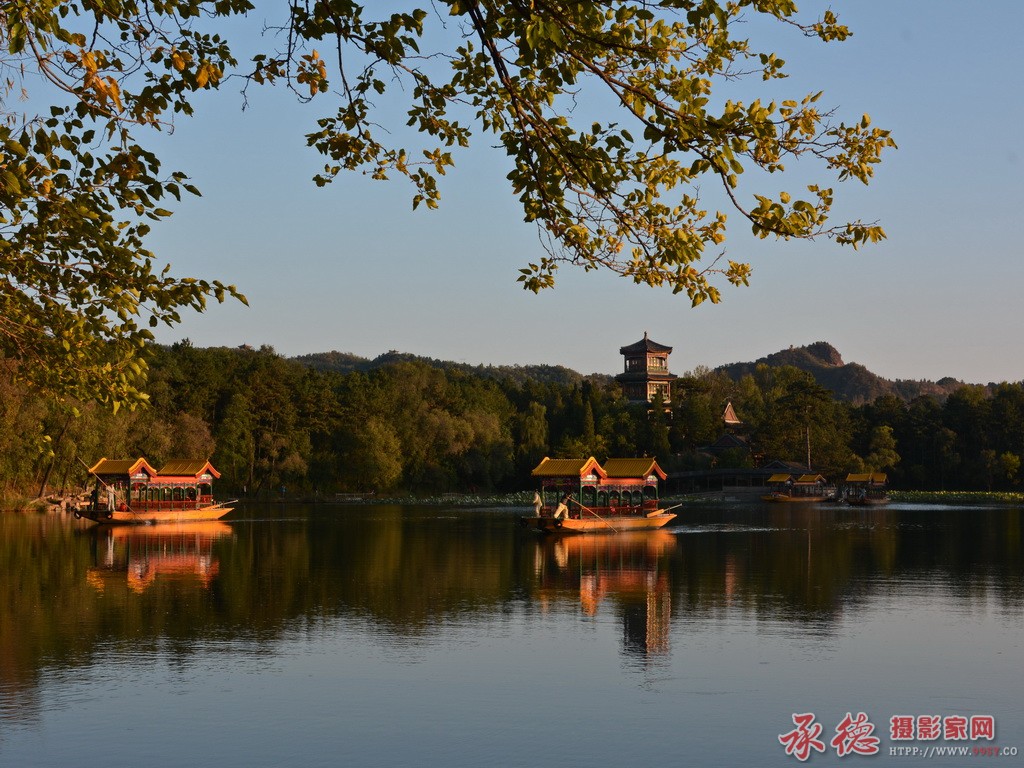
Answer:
520;511;676;534
846;496;889;506
761;493;831;503
76;504;234;525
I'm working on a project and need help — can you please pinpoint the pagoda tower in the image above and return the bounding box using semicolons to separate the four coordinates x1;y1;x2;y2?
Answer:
615;332;678;403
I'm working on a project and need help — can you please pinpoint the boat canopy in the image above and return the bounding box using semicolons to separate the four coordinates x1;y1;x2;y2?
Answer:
89;460;223;495
158;460;222;481
531;456;606;479
845;472;887;486
601;458;667;481
531;456;666;484
89;457;159;479
88;457;221;485
794;474;828;485
531;456;665;510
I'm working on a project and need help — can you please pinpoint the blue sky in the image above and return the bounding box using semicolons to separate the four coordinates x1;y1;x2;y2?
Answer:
147;2;1024;385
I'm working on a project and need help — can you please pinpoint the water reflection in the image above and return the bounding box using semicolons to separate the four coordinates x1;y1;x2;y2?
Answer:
1;503;1023;736
667;506;1024;649
530;533;675;658
84;522;234;593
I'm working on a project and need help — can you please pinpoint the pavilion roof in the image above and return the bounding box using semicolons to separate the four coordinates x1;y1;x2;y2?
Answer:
158;459;221;479
602;458;667;480
722;401;742;425
619;332;673;355
531;457;606;478
88;457;158;477
845;472;887;485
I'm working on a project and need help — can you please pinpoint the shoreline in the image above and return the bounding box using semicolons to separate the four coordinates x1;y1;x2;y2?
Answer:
6;488;1024;514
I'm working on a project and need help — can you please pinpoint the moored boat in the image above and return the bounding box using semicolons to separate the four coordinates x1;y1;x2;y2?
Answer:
761;473;835;503
844;472;889;506
76;458;235;524
79;502;234;524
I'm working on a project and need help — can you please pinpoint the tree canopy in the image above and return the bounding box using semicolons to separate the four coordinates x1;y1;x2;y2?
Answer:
8;343;1024;503
1;1;894;411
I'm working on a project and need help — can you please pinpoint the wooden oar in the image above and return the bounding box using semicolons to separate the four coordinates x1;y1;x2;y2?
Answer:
647;502;683;518
569;498;619;533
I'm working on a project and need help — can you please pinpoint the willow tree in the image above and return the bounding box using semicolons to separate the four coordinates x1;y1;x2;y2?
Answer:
1;1;893;413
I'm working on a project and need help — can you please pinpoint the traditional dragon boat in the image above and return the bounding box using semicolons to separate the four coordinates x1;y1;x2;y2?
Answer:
844;472;890;506
761;473;835;503
520;509;677;534
519;456;678;534
76;458;235;524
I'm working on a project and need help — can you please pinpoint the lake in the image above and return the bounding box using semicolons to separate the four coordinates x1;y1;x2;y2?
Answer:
1;501;1022;767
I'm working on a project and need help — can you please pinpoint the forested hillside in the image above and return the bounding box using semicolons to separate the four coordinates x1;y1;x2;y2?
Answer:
2;343;1021;502
717;342;966;403
296;341;967;404
293;351;588;386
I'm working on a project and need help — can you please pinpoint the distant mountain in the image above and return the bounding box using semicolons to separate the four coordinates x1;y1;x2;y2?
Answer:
292;350;585;386
293;341;967;404
716;341;965;404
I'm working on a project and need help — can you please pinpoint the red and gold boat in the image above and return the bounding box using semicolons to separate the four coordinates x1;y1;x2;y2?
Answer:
76;458;235;524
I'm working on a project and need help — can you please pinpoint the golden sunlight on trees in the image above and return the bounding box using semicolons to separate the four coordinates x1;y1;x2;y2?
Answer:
1;1;893;414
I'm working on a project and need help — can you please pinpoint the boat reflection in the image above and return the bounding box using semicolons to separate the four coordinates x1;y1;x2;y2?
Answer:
533;531;677;658
85;522;234;593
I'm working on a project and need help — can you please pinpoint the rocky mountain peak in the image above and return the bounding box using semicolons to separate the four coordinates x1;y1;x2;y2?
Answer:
804;341;844;367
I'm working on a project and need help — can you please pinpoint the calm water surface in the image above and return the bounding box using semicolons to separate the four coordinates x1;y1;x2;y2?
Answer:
1;501;1023;767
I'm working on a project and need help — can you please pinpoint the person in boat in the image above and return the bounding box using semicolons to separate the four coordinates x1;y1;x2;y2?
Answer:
90;485;100;512
532;491;543;516
554;493;571;520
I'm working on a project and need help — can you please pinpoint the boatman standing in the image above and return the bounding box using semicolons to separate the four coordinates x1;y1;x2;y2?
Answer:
554;493;571;520
532;491;543;516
